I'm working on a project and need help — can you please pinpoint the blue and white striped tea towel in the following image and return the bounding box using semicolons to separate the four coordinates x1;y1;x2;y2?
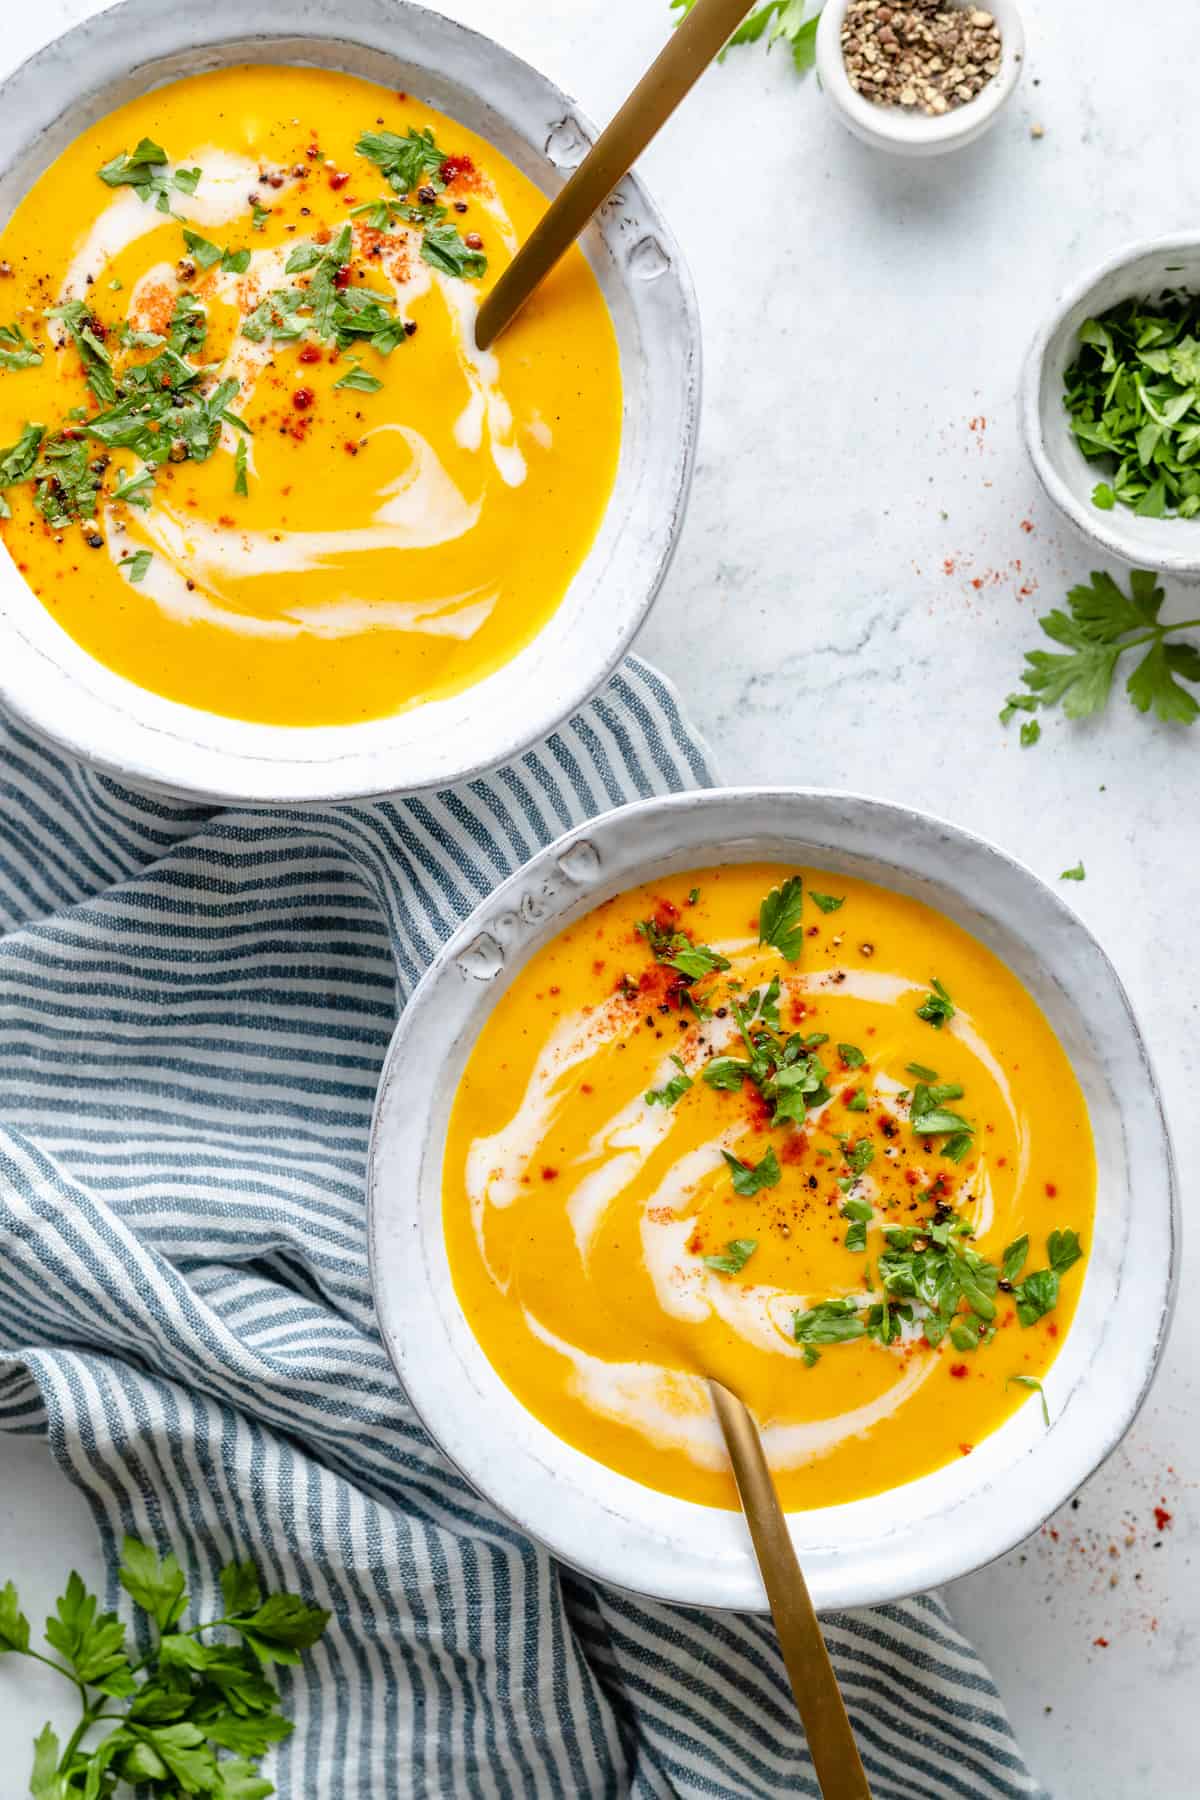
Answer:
0;658;1044;1799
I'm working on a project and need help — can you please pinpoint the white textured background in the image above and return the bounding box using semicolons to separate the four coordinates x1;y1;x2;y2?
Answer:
2;3;1198;1794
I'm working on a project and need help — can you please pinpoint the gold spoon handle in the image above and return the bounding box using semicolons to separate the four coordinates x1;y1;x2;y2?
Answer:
475;0;758;349
709;1381;873;1800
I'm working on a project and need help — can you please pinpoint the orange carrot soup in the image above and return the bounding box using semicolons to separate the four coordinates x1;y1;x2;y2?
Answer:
0;66;621;725
443;866;1095;1511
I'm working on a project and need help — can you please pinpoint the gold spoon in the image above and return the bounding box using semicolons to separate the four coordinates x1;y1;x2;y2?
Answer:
709;1379;874;1800
475;0;759;350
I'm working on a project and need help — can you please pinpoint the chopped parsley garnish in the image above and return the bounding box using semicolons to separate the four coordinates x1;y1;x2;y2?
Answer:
1060;861;1086;881
793;1299;865;1346
644;1056;693;1108
702;1238;757;1276
722;1146;781;1196
1063;294;1200;520
242;227;407;356
838;1042;865;1069
758;875;805;962
113;466;154;509
905;1061;939;1081
119;549;152;583
334;363;384;393
909;1080;970;1139
1006;1374;1051;1427
704;999;832;1129
846;1088;868;1112
0;324;42;371
356;126;446;195
97;139;199;212
845;1138;874;1177
1000;1234;1029;1283
233;437;249;497
0;422;43;517
809;891;844;913
841;1196;873;1252
51;302;116;405
420;221;487;280
182;228;222;271
915;977;956;1029
251;203;271;231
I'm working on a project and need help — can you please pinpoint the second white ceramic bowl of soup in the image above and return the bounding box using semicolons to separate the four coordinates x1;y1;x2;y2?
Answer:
367;787;1175;1613
0;0;697;802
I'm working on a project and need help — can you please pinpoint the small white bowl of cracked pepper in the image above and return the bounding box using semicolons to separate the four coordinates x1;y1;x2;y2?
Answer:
815;0;1025;157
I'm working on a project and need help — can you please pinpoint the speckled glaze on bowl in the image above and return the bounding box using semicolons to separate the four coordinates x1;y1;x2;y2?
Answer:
367;787;1177;1614
1023;236;1200;578
815;0;1025;159
0;0;699;803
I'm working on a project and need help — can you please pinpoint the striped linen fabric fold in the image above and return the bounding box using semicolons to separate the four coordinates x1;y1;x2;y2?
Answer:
0;658;1045;1799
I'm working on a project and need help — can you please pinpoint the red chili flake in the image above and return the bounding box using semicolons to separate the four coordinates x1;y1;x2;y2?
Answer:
949;1364;969;1380
344;441;359;456
549;985;560;996
580;1083;593;1095
440;153;477;185
333;266;352;290
1045;1181;1058;1196
943;557;957;575
840;1086;859;1104
292;387;315;412
654;899;680;931
540;1166;559;1182
971;577;985;591
1020;518;1035;533
329;169;350;190
1093;1637;1109;1648
1047;1322;1059;1338
298;344;322;364
780;1132;808;1165
1154;1506;1173;1531
958;1442;974;1455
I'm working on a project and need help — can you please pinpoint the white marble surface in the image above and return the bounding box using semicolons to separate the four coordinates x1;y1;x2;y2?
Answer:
1;2;1198;1794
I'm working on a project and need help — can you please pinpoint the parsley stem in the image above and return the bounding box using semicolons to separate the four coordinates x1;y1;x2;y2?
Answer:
13;1644;85;1695
59;1702;120;1768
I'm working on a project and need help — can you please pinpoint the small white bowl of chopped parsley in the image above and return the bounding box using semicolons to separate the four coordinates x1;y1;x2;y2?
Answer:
1023;237;1200;577
815;0;1025;158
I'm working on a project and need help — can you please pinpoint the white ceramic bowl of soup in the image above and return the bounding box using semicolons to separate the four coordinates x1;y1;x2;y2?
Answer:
0;0;698;803
367;787;1176;1613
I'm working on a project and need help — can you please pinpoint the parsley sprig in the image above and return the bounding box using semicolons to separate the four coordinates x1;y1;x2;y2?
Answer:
97;139;200;213
0;1537;329;1797
1002;569;1200;730
668;0;822;74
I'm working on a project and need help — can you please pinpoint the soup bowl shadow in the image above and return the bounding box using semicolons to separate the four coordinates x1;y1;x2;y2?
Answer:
367;787;1176;1614
0;0;698;803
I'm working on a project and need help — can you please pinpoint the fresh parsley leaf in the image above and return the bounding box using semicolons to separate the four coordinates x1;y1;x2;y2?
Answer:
838;1043;865;1069
802;1343;821;1366
0;1579;30;1653
915;978;956;1029
841;1196;873;1252
118;1538;187;1630
251;202;270;230
909;1081;970;1138
220;1562;264;1616
1020;719;1041;747
905;1062;939;1081
645;1056;693;1108
1006;1373;1051;1427
182;227;222;271
1060;861;1085;881
334;362;384;392
702;1237;758;1275
671;0;821;75
722;1146;781;1196
97;137;167;194
793;1298;866;1345
846;1087;868;1112
1000;1234;1029;1283
0;323;42;370
28;1724;61;1800
234;436;249;497
702;1056;748;1091
119;549;153;584
233;1592;332;1666
50;301;116;405
421;221;487;280
809;891;844;913
1014;1267;1059;1327
222;246;252;275
845;1138;874;1177
44;1572;132;1691
113;466;154;508
1048;1228;1082;1274
356;126;446;194
758;875;805;961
